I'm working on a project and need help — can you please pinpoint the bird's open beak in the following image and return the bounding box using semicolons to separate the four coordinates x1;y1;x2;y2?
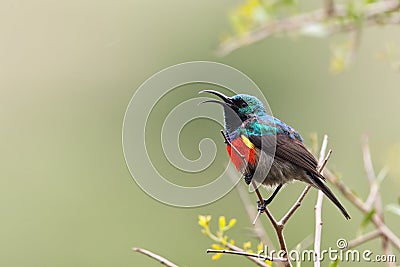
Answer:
199;89;233;106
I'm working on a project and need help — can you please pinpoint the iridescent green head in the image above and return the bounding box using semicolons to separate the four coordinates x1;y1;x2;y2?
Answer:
231;94;267;118
200;90;268;132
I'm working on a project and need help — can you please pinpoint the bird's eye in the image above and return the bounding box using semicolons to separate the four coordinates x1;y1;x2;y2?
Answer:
240;102;247;108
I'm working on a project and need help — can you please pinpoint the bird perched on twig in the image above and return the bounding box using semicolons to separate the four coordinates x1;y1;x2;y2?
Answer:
201;90;350;219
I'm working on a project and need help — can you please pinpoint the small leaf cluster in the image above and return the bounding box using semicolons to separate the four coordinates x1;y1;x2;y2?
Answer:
198;215;237;260
198;215;269;264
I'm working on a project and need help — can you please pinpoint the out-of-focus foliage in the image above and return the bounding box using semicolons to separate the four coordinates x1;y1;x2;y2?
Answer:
376;42;400;71
228;0;297;36
221;0;400;73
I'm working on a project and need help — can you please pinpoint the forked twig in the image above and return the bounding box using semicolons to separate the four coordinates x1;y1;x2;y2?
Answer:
361;136;395;266
324;169;400;251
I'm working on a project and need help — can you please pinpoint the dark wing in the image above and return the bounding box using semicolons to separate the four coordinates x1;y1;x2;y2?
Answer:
248;134;325;180
245;127;351;219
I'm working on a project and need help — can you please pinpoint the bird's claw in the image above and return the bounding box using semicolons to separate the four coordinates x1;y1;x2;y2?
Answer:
257;199;269;213
244;172;252;185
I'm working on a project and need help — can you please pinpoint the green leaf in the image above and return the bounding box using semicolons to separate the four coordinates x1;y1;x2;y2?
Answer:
361;208;376;229
386;204;400;216
376;166;388;184
330;258;340;267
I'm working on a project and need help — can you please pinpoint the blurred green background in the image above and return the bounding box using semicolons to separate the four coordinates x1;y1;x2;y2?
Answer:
1;1;399;266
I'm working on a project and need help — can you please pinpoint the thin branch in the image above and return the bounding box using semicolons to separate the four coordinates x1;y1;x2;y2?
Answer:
318;135;329;170
324;169;400;251
279;136;331;228
324;169;367;212
217;0;400;55
317;149;332;173
224;243;271;267
314;134;329;267
324;0;335;17
133;247;179;267
264;206;291;265
361;136;394;266
206;249;287;262
314;191;324;267
279;185;311;226
378;197;394;267
204;220;271;267
377;223;400;251
344;229;395;267
362;135;379;209
271;135;330;266
230;168;273;247
362;135;375;182
263;135;330;265
324;138;400;256
345;230;382;251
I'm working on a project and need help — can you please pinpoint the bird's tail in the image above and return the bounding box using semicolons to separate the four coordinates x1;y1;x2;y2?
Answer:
309;173;351;220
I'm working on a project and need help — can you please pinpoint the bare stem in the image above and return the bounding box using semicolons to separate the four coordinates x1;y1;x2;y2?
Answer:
325;0;335;17
279;185;311;226
279;135;330;231
324;169;400;251
232;170;273;247
314;191;324;267
225;243;271;267
217;0;400;55
133;247;179;267
362;136;379;209
313;134;330;267
345;230;382;250
323;137;400;256
206;228;272;267
318;149;332;173
361;136;395;266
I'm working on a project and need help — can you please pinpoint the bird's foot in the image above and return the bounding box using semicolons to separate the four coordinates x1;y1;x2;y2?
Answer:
256;199;270;213
244;172;252;185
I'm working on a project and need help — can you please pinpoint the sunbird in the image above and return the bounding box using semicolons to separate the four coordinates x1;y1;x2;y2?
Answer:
201;90;350;219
